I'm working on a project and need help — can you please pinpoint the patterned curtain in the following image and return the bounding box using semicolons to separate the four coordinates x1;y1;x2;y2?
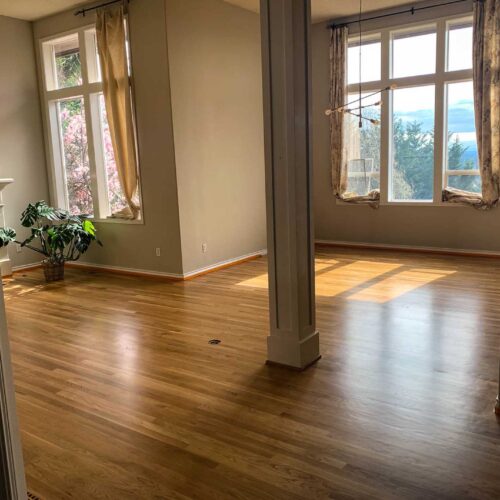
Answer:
443;0;499;208
329;27;380;207
96;5;140;219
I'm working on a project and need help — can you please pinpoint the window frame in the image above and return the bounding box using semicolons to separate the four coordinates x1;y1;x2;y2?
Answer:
343;13;474;207
39;24;143;223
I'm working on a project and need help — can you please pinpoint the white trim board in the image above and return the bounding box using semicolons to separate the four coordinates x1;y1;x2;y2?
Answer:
315;240;500;258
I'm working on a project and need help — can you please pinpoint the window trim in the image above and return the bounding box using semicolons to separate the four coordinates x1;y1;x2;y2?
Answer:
39;24;143;223
343;13;474;206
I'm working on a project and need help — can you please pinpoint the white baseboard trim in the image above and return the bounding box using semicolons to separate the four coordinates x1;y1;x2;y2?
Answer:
315;239;500;258
66;249;268;280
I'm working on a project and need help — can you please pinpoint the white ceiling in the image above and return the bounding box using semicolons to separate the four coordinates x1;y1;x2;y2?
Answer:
0;0;418;23
0;0;95;21
224;0;418;23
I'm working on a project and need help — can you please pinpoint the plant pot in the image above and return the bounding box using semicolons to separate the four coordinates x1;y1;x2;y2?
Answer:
43;261;65;282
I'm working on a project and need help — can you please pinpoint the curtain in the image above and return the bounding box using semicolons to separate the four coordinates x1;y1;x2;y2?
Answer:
443;0;499;208
329;27;380;207
96;5;140;219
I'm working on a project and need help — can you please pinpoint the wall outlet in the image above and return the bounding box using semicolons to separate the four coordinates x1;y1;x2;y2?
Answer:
202;243;208;253
155;247;161;257
15;244;22;254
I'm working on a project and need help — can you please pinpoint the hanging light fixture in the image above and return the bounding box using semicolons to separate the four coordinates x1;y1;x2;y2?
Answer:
325;0;396;126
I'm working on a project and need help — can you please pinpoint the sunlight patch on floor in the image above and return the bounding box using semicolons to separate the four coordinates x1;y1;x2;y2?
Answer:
348;268;456;303
315;260;402;297
236;261;339;289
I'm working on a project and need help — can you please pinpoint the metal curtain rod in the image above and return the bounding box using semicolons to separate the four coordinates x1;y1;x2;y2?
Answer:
328;0;468;29
75;0;129;17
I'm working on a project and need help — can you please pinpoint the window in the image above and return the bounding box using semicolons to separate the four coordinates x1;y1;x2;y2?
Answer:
348;37;381;84
445;81;480;193
345;15;476;204
391;27;436;78
447;22;473;72
391;85;435;201
41;27;140;219
344;92;381;196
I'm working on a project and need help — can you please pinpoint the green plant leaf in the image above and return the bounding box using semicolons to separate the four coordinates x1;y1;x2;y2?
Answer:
82;220;96;236
0;228;16;248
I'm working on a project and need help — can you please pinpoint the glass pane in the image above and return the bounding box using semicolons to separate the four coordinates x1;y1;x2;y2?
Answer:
345;92;381;195
46;34;82;89
391;85;435;201
446;81;479;170
448;174;481;193
447;23;472;71
99;94;128;215
85;29;101;83
348;39;381;84
392;29;436;78
57;98;94;216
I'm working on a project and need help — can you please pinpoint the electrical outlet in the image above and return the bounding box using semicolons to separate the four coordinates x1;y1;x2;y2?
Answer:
202;243;208;253
155;247;161;257
15;244;22;254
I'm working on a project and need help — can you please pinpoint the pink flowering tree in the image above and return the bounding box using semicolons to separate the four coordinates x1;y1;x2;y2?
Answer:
59;98;127;216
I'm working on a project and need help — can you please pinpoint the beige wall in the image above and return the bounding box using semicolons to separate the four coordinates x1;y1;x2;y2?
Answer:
165;0;266;273
0;16;49;268
32;0;266;276
311;5;500;253
33;0;184;275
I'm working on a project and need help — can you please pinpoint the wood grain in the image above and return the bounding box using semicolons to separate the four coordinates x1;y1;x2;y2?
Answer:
4;248;500;499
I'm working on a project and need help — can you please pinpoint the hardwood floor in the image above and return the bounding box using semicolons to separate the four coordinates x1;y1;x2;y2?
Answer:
4;248;500;499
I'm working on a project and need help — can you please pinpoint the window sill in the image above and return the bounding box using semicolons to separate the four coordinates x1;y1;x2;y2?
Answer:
335;199;466;207
92;217;144;225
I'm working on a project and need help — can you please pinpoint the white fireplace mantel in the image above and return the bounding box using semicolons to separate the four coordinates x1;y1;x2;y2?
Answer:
0;179;14;277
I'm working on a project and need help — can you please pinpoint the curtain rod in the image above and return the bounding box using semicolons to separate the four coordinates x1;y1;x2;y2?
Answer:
75;0;129;17
328;0;469;29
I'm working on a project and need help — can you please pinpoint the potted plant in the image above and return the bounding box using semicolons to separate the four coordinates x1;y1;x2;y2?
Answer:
0;201;102;282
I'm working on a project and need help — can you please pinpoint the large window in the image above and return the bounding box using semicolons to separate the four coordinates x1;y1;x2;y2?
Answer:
41;26;140;219
346;15;477;204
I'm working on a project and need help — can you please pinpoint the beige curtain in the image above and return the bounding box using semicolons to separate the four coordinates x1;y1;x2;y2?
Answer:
96;5;140;219
443;0;499;208
329;27;380;207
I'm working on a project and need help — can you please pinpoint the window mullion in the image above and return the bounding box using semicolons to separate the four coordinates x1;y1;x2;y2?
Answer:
433;19;446;203
380;28;391;203
82;90;103;219
79;30;103;219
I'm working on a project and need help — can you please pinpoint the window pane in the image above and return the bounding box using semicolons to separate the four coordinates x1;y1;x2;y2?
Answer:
345;93;381;195
391;85;435;201
447;23;472;71
392;29;436;78
85;29;101;83
45;34;82;90
446;81;478;170
348;39;381;84
98;95;128;215
446;81;480;193
448;174;481;193
57;98;94;216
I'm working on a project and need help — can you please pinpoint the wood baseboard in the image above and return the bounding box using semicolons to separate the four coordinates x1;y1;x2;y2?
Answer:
60;250;267;282
315;240;500;259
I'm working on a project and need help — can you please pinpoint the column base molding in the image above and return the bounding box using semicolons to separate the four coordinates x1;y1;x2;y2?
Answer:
266;330;320;370
0;258;12;278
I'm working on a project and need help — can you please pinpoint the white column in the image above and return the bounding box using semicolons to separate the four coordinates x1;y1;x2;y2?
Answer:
260;0;320;370
0;179;14;277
